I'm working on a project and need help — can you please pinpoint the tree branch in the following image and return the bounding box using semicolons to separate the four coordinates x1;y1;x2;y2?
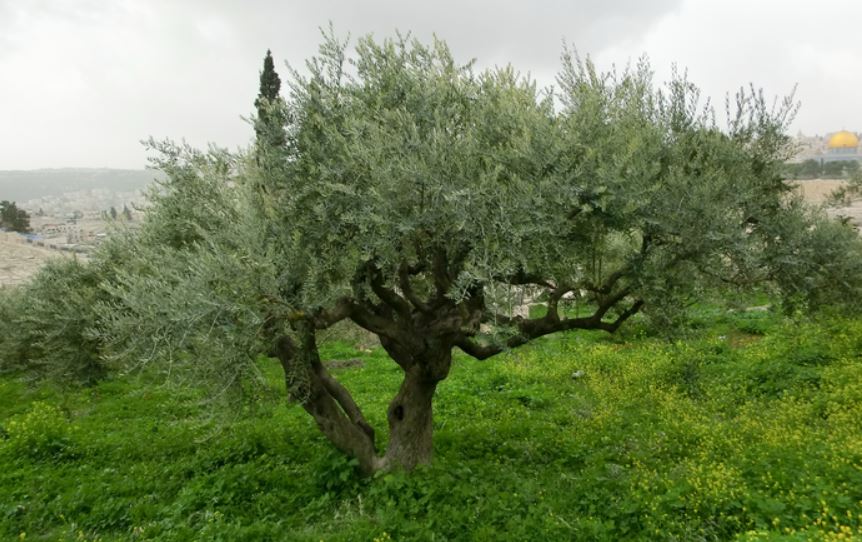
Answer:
546;284;574;322
457;290;644;361
398;263;433;314
273;323;381;473
368;263;412;317
314;298;353;329
496;269;555;289
454;337;503;360
347;300;402;340
431;248;452;298
313;360;375;442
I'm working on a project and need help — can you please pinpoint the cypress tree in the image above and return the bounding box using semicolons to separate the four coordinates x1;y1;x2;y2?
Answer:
254;50;286;151
256;50;281;106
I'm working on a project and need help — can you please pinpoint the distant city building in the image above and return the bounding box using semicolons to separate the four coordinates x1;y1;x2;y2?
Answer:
793;130;862;163
822;130;861;163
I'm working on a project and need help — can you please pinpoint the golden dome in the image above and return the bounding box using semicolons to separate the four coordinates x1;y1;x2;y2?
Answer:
827;130;859;149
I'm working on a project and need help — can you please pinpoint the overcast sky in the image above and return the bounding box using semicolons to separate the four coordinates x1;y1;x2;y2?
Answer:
1;0;860;169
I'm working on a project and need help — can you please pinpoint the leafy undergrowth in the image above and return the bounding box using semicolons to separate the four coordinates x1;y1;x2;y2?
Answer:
2;310;862;540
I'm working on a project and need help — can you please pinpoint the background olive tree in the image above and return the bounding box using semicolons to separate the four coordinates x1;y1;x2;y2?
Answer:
0;201;31;233
6;33;862;474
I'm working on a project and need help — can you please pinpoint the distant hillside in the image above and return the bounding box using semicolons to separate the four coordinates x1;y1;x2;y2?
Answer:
0;168;159;203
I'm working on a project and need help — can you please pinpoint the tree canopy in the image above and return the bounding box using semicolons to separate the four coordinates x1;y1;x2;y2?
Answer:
4;34;862;474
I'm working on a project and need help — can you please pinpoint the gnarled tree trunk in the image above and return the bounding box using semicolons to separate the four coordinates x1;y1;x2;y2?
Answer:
270;273;641;475
273;317;456;474
379;366;440;471
375;338;453;471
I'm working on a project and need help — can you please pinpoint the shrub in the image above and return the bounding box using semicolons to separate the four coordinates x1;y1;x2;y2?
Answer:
1;401;77;461
0;258;112;385
0;227;150;385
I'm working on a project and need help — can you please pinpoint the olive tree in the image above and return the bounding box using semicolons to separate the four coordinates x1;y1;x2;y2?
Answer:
96;34;862;474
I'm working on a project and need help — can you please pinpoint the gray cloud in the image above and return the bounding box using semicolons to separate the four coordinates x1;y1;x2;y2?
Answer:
592;0;862;137
3;0;855;169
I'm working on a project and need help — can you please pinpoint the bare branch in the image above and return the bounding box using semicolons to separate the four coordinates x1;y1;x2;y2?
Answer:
455;337;504;360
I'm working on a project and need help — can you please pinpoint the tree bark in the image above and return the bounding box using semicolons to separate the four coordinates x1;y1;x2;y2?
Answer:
271;329;383;475
272;314;462;473
378;347;451;471
299;366;382;474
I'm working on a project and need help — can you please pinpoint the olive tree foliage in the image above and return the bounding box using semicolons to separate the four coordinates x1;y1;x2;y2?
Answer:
96;141;278;392
9;260;107;384
0;247;130;384
92;34;862;473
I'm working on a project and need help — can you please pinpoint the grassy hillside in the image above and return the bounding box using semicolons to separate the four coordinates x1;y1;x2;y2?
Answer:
1;309;861;541
0;169;157;203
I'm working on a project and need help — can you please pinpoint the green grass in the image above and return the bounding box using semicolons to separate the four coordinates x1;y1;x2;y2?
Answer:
2;309;862;540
